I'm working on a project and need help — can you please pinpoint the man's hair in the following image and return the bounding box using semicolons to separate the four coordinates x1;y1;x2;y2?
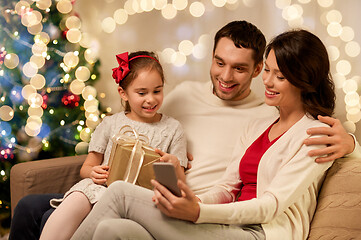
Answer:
265;29;335;119
213;21;266;65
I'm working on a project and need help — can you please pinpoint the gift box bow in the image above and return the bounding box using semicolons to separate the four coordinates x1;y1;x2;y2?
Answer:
111;125;159;184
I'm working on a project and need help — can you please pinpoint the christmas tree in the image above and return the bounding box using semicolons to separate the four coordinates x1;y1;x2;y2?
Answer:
0;0;101;225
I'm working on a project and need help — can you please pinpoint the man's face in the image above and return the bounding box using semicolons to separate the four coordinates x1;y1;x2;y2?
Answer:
210;37;262;101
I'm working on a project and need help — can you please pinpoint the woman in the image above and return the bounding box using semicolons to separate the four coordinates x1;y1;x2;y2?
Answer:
71;29;335;240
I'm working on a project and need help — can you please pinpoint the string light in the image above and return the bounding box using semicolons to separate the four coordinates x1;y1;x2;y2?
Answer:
0;0;101;161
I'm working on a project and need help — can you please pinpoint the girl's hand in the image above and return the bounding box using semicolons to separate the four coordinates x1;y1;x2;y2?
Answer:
155;149;186;183
155;149;181;168
151;179;200;222
90;165;109;185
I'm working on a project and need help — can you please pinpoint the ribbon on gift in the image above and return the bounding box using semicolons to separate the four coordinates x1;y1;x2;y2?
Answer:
110;125;158;184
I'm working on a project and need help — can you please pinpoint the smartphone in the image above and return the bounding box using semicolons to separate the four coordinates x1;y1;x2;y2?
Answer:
152;162;182;197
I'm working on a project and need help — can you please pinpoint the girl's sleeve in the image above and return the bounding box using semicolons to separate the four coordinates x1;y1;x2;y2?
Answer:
88;116;112;154
196;138;333;225
167;122;188;168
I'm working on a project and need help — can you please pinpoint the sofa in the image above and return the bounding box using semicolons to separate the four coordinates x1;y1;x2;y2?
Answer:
10;155;361;239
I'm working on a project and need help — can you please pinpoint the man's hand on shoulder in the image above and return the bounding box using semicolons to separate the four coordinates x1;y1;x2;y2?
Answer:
304;115;355;163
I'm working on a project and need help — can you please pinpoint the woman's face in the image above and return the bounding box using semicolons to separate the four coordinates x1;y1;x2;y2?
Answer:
262;49;303;113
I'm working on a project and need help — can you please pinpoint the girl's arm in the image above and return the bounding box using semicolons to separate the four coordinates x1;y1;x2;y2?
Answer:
80;152;109;185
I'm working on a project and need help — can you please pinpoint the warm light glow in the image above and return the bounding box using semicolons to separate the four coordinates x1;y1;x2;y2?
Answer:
212;0;226;8
57;0;73;14
343;79;358;94
30;55;45;69
336;60;352;76
0;106;15;121
340;26;354;42
4;53;20;69
317;0;333;8
192;43;207;59
66;16;82;29
171;52;187;66
161;48;176;64
28;106;44;118
343;121;356;133
69;79;86;95
23;62;38;78
155;0;167;10
333;73;346;89
27;93;44;108
63;52;79;68
344;92;359;107
75;66;91;81
32;42;47;56
178;40;194;56
161;4;177;19
327;22;342;37
345;41;360;58
22;85;37;100
66;29;82;43
140;0;155;11
102;17;116;33
30;74;46;89
36;0;52;10
82;86;97;100
326;9;342;23
114;9;128;25
327;45;339;61
275;0;291;9
173;0;188;10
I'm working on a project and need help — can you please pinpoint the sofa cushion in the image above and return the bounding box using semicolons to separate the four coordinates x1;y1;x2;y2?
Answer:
308;157;361;239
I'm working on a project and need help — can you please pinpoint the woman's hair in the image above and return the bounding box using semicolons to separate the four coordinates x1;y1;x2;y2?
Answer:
265;29;335;119
214;20;266;66
119;51;164;112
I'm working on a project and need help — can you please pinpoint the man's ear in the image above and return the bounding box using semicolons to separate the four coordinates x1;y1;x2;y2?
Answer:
118;87;128;101
252;62;264;78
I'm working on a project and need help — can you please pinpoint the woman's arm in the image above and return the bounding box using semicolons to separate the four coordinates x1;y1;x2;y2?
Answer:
80;152;108;185
197;139;334;225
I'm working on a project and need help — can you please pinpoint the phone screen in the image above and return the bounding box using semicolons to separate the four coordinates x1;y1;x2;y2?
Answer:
153;162;182;197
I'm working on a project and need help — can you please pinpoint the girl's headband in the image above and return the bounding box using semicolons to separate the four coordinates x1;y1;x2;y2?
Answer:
112;52;159;84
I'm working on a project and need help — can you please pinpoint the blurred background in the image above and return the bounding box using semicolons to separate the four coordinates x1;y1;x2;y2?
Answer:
1;0;360;236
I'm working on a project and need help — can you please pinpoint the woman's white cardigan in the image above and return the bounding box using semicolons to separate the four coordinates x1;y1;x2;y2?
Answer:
197;115;334;240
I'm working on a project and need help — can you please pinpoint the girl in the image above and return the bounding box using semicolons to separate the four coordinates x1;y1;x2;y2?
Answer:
40;51;188;240
72;29;336;240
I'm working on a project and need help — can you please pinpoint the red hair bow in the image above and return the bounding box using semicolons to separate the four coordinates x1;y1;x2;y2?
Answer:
112;52;130;84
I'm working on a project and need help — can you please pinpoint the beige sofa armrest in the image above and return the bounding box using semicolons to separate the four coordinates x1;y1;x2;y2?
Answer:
308;157;361;239
10;155;87;217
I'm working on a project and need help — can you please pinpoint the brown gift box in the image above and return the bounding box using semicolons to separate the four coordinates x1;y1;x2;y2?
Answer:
106;127;160;189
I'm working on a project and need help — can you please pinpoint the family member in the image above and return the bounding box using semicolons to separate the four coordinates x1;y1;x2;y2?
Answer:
39;51;187;240
72;28;337;240
9;20;359;240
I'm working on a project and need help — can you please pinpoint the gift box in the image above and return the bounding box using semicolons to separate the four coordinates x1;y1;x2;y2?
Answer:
107;126;160;189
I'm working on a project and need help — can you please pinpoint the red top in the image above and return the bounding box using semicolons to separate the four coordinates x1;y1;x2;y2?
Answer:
237;123;282;201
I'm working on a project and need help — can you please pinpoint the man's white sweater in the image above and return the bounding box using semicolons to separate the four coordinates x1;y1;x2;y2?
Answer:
161;81;277;194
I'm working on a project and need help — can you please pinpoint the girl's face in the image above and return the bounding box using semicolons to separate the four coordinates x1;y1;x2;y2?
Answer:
118;68;164;123
262;49;303;113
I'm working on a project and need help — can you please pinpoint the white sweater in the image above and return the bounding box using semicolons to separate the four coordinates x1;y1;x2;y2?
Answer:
161;81;277;194
197;115;334;240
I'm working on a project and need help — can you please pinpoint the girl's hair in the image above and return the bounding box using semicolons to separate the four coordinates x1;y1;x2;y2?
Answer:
119;51;164;112
214;20;266;66
265;29;335;119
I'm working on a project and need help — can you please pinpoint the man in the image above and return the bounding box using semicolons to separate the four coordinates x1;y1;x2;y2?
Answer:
9;20;359;239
